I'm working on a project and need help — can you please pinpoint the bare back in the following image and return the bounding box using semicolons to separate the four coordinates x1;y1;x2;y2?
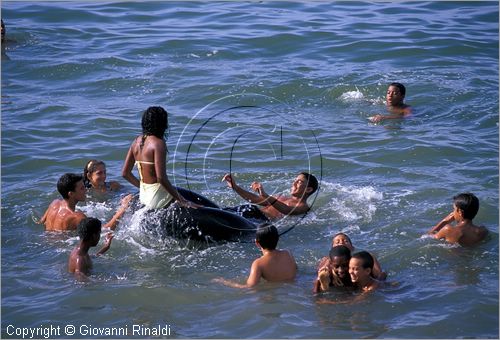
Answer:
131;135;166;184
257;249;297;282
458;224;489;247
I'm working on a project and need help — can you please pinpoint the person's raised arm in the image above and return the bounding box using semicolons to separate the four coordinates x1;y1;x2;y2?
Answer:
428;211;455;234
103;194;132;230
253;183;309;215
122;142;140;188
222;174;268;205
96;232;113;256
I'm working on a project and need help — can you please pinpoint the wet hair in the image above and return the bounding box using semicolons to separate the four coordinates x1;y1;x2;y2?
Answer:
332;232;352;246
351;251;374;272
140;106;168;149
256;223;279;250
453;193;479;220
299;172;318;196
83;159;105;188
389;82;406;97
57;173;83;199
329;245;351;260
77;217;102;242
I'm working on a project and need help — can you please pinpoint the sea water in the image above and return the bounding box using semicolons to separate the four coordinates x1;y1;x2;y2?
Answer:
1;1;498;338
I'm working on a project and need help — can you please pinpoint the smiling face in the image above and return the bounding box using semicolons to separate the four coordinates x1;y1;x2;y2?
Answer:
290;174;310;198
349;257;371;284
332;234;354;252
386;85;404;107
88;164;107;188
331;255;350;279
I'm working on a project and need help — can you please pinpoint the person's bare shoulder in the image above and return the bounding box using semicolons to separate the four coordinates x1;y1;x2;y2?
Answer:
434;225;461;244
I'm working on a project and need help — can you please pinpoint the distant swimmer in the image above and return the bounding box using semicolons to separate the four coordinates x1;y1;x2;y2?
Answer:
213;223;297;288
122;106;200;210
68;217;113;281
369;82;413;123
427;193;489;247
314;245;353;293
349;251;381;292
222;172;318;220
39;173;131;231
83;159;121;195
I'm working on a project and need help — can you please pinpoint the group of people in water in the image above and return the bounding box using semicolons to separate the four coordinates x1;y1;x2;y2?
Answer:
38;82;489;292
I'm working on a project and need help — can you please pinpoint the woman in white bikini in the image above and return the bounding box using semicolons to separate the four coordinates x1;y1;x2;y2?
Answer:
122;106;197;209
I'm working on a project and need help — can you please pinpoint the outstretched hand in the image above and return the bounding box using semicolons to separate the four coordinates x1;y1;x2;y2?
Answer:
250;181;266;197
369;115;385;123
103;232;114;246
222;173;235;189
120;194;134;209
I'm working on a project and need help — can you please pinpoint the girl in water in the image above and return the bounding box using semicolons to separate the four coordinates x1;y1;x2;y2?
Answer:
122;106;197;209
83;159;121;194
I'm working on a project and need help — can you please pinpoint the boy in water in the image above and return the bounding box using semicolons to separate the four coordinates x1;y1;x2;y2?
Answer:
68;217;113;281
427;193;488;246
349;251;380;292
314;245;353;293
40;173;131;231
222;172;318;220
329;232;387;280
213;223;297;288
369;82;413;123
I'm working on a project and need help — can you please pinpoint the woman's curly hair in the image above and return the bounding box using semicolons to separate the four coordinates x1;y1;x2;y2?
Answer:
140;106;168;149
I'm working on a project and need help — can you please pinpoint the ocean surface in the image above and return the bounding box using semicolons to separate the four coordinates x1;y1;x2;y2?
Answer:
1;1;498;339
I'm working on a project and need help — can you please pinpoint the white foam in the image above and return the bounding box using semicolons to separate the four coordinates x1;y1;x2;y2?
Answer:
315;182;383;224
339;87;364;101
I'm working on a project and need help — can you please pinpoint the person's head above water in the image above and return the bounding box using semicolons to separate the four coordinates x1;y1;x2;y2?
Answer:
453;192;479;220
141;106;168;139
292;172;318;198
299;171;318;195
83;159;107;189
329;245;352;280
386;82;406;107
57;173;84;200
77;217;102;245
255;223;279;250
332;232;353;251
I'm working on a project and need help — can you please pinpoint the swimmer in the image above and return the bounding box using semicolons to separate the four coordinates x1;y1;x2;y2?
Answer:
349;251;380;292
122;106;199;209
313;245;353;293
329;232;387;280
40;173;132;231
68;217;113;281
427;193;488;246
222;172;318;220
213;223;297;288
369;82;413;123
83;159;121;194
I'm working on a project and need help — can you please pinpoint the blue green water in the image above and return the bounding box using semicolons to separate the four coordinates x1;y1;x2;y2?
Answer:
1;1;498;338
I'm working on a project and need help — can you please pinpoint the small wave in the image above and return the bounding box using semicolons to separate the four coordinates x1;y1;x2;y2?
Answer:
339;87;364;101
317;181;383;224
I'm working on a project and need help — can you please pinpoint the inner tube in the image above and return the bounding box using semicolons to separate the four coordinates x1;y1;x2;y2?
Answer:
139;188;262;243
